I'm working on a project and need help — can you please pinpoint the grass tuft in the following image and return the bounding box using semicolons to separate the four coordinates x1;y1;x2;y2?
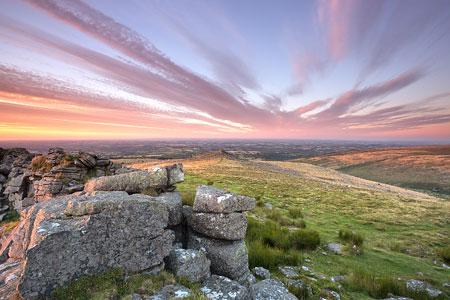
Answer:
437;246;450;264
288;207;303;218
338;229;364;246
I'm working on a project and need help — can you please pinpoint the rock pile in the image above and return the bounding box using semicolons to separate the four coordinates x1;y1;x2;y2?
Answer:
29;148;124;206
0;148;35;219
0;147;130;213
188;185;255;285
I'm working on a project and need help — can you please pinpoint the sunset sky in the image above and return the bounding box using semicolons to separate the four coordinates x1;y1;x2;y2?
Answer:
1;0;450;141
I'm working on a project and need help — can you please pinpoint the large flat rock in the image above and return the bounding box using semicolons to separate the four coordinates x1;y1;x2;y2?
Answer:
84;164;184;194
0;191;175;299
193;186;255;214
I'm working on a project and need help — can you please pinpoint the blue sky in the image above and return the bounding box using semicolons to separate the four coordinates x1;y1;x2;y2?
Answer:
1;0;450;140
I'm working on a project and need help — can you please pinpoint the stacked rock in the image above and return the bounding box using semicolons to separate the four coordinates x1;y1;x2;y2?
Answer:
187;185;255;285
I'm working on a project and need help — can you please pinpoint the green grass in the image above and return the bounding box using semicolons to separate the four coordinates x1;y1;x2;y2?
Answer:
52;269;208;300
338;229;364;246
437;246;450;264
288;207;304;218
174;159;450;299
343;266;448;300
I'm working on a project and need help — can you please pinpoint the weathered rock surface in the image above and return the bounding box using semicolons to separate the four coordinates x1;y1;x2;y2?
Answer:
187;230;249;283
147;284;192;299
382;297;413;300
252;267;270;279
165;248;211;283
251;279;298;300
155;192;183;226
200;275;249;300
193;186;255;213
84;170;167;193
0;147;130;213
0;191;175;299
279;266;300;278
84;164;183;194
190;212;247;240
406;279;442;297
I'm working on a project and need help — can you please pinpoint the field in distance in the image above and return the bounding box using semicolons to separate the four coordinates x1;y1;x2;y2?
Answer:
294;145;450;199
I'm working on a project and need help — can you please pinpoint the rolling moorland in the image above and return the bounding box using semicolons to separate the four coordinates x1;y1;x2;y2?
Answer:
0;144;449;299
125;147;450;300
294;146;450;199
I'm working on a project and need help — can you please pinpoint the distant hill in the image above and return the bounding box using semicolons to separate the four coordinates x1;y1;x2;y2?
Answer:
294;145;450;198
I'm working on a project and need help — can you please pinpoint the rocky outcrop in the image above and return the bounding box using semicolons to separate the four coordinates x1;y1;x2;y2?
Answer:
30;148;124;205
0;148;35;216
0;191;177;299
187;185;255;285
0;147;130;213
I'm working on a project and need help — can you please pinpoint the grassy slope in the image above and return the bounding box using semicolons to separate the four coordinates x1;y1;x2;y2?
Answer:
294;145;450;199
160;155;450;299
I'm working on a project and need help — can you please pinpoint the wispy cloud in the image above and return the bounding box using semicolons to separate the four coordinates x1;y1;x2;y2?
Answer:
0;0;447;140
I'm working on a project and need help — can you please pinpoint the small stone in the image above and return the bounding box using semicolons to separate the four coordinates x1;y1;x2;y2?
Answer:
264;203;273;210
321;251;327;256
147;285;192;299
328;243;342;254
200;275;249;300
304;259;311;263
330;275;347;283
251;279;298;300
406;279;442;297
301;266;309;271
252;267;270;279
323;289;341;300
279;266;300;278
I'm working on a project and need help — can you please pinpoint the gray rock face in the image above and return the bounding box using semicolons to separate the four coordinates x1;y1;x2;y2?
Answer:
251;279;298;300
0;191;175;299
193;186;255;213
383;297;413;300
188;230;249;283
252;267;270;279
190;212;247;240
165;248;211;283
84;164;184;194
84;170;168;193
406;279;442;297
154;192;183;226
167;163;184;186
200;275;249;300
147;285;192;299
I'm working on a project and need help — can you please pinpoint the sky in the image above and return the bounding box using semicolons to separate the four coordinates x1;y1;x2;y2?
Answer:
1;0;450;141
